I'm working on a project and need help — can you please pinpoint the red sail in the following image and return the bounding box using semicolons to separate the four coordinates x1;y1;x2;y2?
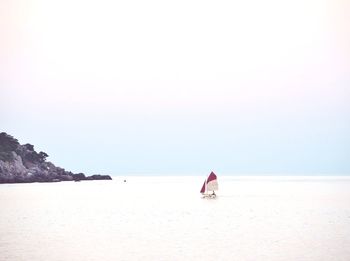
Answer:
207;172;217;183
200;180;206;193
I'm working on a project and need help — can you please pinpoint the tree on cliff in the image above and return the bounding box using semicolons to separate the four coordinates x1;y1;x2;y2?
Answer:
0;132;20;161
25;151;49;163
24;143;34;151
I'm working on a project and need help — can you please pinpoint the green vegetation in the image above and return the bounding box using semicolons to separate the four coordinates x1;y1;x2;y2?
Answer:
24;151;49;163
0;132;19;161
0;132;48;163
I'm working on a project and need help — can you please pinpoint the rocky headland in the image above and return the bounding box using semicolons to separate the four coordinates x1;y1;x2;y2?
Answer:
0;132;112;184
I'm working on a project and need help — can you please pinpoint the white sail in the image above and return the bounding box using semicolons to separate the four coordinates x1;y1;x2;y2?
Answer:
206;179;218;191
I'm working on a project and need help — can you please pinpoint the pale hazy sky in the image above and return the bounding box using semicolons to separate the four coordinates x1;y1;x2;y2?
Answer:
1;0;349;175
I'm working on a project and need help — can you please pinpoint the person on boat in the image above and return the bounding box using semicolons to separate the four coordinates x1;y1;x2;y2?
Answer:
212;191;216;196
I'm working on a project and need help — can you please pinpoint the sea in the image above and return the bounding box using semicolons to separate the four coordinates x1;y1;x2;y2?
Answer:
1;176;350;261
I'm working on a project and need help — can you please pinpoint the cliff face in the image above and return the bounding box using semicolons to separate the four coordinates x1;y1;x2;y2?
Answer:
0;132;111;183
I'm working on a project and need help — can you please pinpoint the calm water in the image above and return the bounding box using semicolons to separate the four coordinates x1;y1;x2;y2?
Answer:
1;176;350;261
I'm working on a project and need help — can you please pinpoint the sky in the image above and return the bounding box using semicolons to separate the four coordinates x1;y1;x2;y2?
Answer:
1;0;349;175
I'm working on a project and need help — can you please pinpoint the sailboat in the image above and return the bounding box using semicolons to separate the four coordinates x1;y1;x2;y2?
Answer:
200;171;218;198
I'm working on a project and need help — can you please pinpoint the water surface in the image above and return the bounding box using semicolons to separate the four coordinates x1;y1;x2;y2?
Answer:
1;176;350;260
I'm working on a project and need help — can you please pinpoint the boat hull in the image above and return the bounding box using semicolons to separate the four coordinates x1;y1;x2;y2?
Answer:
201;194;217;199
